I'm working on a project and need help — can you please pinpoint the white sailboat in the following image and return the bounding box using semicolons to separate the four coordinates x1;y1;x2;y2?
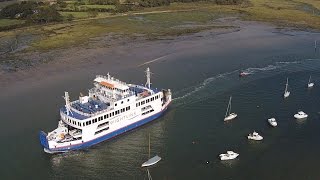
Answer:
283;78;290;98
224;96;237;121
308;76;314;88
141;134;161;167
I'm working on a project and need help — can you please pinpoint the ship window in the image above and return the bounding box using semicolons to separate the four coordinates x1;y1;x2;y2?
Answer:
83;122;85;126
121;101;123;104
115;110;119;115
107;114;109;118
95;127;110;135
141;101;145;105
126;106;130;111
115;103;117;106
136;103;138;107
86;121;89;125
89;121;92;125
127;99;130;102
112;112;115;116
104;115;107;119
121;108;124;113
98;121;109;128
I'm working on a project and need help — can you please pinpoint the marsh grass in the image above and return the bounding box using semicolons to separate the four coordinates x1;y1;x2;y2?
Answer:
2;0;320;51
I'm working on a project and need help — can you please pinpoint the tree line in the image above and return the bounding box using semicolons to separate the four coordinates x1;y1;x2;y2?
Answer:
0;1;62;23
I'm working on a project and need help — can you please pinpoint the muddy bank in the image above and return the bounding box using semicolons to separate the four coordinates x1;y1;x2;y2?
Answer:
0;18;241;93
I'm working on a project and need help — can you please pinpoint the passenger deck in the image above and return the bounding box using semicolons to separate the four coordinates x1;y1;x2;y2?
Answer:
71;99;109;114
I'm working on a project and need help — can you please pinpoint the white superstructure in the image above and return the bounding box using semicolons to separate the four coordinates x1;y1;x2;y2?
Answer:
40;68;172;153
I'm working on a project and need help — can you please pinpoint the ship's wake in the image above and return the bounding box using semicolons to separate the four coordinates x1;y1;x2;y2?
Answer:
172;58;320;107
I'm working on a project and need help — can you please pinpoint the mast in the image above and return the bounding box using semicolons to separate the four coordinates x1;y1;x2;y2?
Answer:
229;96;232;114
147;169;152;180
225;96;231;118
285;78;288;92
309;75;311;84
148;133;151;159
145;67;151;89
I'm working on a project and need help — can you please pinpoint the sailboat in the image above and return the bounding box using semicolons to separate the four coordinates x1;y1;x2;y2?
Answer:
308;76;314;88
141;134;161;167
283;78;290;98
224;96;237;121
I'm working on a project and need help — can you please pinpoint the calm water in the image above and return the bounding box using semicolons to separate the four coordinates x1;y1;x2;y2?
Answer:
1;23;320;179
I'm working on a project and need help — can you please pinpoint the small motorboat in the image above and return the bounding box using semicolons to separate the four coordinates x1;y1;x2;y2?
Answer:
247;131;263;141
219;151;239;161
294;111;308;119
239;71;250;77
268;118;277;127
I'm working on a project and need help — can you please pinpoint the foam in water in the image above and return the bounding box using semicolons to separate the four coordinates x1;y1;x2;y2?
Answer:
173;58;320;107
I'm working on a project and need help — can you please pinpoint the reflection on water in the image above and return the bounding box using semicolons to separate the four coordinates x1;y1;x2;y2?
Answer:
220;159;239;168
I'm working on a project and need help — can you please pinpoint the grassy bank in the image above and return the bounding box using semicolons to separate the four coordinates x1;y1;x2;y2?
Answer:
1;0;320;52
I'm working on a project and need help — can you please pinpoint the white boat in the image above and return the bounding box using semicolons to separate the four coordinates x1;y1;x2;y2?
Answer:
283;78;290;98
224;96;237;121
219;151;239;161
294;111;308;119
239;71;250;77
247;131;263;141
308;76;314;88
268;118;277;127
141;134;161;167
39;67;172;153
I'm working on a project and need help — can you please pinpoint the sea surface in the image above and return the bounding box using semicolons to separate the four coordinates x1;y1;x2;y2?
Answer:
1;23;320;179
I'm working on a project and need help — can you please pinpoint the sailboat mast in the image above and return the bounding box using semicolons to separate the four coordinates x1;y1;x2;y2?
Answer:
285;78;288;92
225;97;230;118
229;96;232;114
309;76;311;83
147;169;152;180
148;134;150;159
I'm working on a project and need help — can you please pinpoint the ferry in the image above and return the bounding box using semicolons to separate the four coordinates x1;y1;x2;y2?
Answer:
39;68;172;153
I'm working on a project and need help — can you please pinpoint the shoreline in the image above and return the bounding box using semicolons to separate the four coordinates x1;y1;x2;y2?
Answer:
0;18;241;91
0;18;319;97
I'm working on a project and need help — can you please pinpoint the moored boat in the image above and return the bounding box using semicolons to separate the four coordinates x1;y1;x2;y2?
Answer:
247;131;263;141
219;151;239;161
294;111;308;119
268;118;277;127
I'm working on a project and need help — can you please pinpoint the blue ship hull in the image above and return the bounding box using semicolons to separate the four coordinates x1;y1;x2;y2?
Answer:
40;106;169;153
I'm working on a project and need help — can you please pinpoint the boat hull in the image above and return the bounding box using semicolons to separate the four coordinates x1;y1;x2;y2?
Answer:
40;104;170;153
294;114;308;119
224;114;237;121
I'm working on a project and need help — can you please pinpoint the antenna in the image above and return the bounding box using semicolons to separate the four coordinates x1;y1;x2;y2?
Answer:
145;67;151;89
63;91;73;116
